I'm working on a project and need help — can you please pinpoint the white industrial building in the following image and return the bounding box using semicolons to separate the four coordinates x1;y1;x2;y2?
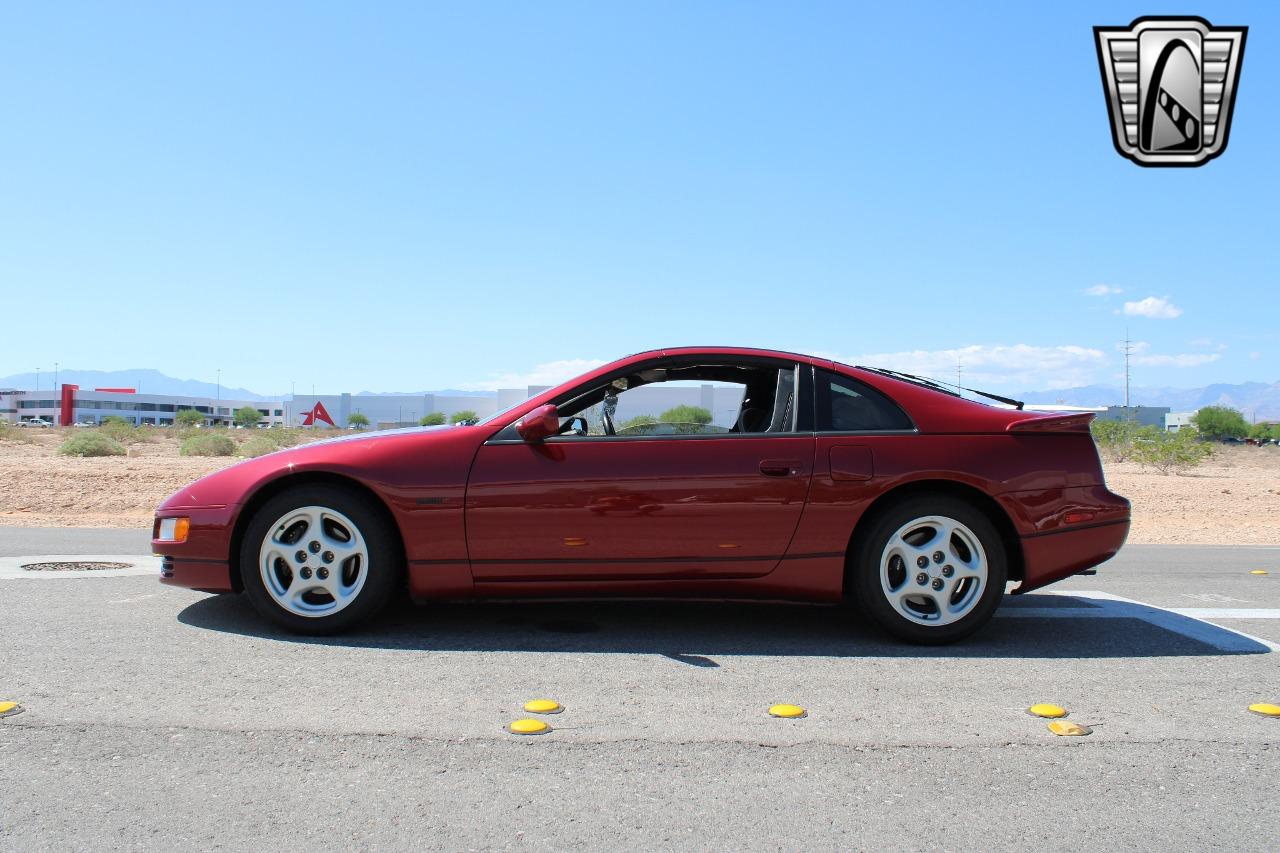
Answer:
0;387;285;427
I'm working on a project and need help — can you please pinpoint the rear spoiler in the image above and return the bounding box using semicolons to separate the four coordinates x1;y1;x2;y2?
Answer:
1006;412;1096;434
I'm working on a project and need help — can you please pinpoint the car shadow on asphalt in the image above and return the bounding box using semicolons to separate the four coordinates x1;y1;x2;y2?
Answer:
176;592;1274;659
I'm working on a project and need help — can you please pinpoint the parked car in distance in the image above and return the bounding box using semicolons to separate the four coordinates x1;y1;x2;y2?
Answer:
153;347;1131;644
72;421;95;428
18;418;52;428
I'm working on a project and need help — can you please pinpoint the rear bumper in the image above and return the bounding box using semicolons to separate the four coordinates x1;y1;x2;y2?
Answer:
159;556;235;593
1014;518;1130;594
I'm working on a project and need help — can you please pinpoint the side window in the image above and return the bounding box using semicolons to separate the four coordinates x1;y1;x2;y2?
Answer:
549;362;799;438
816;370;912;432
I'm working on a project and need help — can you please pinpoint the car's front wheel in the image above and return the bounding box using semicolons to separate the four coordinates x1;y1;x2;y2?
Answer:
240;484;403;634
850;495;1006;644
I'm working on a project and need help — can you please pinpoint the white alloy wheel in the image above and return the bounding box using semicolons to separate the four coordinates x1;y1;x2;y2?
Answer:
258;505;369;618
879;514;988;627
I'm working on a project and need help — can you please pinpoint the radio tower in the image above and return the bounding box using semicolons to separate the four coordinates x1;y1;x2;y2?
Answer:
1121;330;1133;418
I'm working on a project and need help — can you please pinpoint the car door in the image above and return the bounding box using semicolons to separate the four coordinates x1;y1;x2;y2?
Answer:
464;362;814;581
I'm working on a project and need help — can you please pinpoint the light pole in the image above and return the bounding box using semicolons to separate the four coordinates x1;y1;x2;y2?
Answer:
54;362;58;392
35;367;40;393
216;369;221;424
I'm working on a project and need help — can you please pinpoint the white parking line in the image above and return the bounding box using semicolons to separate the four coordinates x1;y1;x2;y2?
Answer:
997;590;1279;653
1169;608;1280;620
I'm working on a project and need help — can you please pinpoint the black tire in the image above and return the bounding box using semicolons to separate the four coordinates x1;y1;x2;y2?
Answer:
848;495;1006;645
239;484;404;634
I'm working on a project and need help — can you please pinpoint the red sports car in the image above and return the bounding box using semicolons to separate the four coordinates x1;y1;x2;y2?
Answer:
153;347;1129;643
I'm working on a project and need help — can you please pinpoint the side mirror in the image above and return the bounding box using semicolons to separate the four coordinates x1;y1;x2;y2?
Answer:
515;404;559;442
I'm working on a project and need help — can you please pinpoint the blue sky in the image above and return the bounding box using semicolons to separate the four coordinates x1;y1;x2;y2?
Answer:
2;2;1274;396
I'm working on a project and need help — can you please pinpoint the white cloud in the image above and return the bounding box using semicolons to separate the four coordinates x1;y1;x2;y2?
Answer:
1249;351;1262;360
1132;352;1221;367
459;358;607;391
1122;296;1182;319
818;344;1107;391
1085;284;1123;296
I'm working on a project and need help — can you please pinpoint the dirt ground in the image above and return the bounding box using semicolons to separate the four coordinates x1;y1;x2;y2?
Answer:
1;427;1277;545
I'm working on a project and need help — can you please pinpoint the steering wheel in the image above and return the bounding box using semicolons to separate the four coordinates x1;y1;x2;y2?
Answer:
602;389;618;436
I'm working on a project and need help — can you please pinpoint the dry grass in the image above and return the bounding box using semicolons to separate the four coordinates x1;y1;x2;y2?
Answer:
0;426;341;528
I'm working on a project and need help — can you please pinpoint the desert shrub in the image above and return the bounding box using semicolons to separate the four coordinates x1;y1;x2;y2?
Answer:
180;433;237;457
621;414;658;430
616;414;661;435
347;412;370;430
0;421;36;443
239;436;278;458
451;409;479;425
233;406;263;428
175;409;204;427
1131;428;1213;475
1249;422;1280;442
59;432;127;457
1191;406;1249;441
419;412;446;426
659;405;713;425
264;427;305;448
1090;419;1159;463
97;416;146;445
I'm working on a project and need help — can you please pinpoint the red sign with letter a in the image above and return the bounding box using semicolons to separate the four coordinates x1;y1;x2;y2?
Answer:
301;401;335;427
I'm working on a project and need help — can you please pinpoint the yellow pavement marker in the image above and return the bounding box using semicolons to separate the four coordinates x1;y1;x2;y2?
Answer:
1047;720;1092;737
508;718;552;735
523;698;563;714
1247;703;1280;718
0;701;22;718
1027;703;1068;719
768;704;807;719
1250;570;1268;575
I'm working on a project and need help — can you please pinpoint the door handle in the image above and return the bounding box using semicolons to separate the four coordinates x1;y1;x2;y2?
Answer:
759;459;801;477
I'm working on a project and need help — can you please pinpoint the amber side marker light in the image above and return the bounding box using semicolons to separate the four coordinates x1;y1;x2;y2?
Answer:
156;517;190;543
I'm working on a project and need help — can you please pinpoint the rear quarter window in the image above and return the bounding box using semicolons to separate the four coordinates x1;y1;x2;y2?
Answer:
817;370;913;432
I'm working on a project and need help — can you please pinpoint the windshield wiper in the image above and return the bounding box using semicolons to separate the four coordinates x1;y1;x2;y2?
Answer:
856;366;1024;410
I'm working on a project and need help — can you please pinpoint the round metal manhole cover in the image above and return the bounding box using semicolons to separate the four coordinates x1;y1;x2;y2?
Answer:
20;561;133;572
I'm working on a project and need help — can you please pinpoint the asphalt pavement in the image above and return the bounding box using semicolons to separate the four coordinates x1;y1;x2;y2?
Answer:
1;529;1277;851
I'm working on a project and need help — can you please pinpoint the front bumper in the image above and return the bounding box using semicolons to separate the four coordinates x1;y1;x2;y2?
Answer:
159;556;235;593
153;504;240;593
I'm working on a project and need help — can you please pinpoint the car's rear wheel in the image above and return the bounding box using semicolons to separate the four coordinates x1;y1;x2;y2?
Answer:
240;484;403;634
850;495;1006;644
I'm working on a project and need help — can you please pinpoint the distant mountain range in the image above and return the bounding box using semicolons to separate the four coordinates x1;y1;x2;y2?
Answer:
4;368;1277;419
0;369;272;402
0;368;495;403
1017;381;1280;419
354;389;492;397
